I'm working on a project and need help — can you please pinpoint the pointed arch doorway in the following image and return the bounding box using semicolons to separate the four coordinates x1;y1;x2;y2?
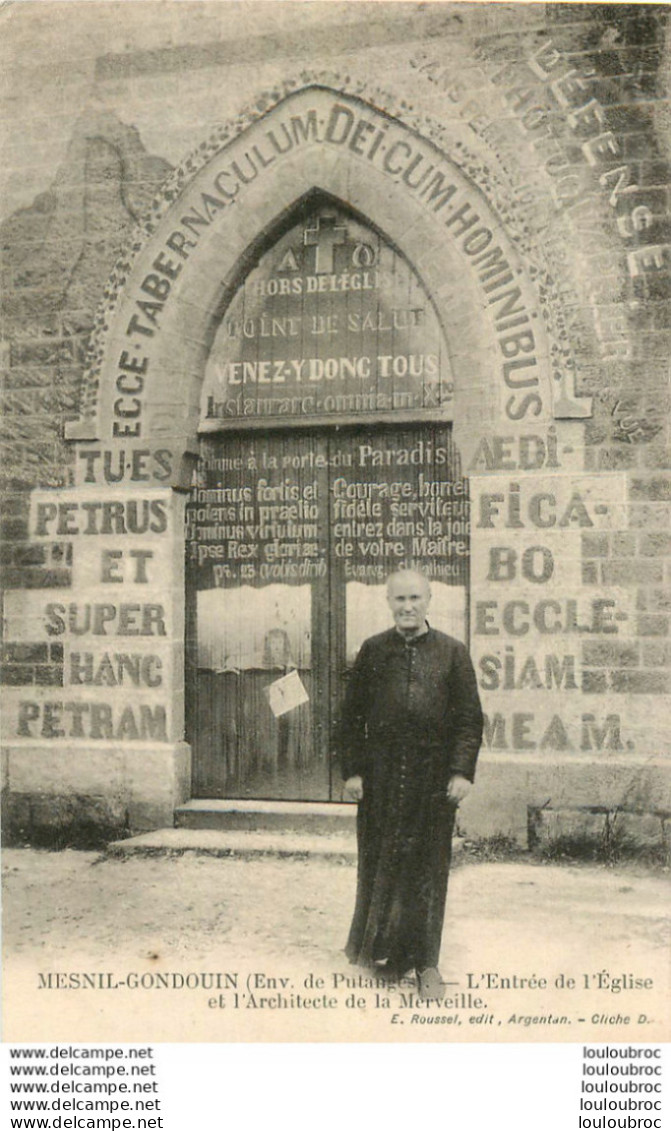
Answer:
185;196;469;801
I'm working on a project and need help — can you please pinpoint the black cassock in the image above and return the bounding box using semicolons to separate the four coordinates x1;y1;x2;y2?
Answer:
336;626;483;974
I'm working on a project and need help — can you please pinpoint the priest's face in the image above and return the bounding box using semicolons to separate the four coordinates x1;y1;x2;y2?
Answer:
387;571;431;636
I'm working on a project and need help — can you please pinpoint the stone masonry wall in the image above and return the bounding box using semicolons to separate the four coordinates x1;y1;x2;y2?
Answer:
1;2;669;849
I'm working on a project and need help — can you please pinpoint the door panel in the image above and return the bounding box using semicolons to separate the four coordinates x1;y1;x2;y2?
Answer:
186;425;468;800
186;433;331;799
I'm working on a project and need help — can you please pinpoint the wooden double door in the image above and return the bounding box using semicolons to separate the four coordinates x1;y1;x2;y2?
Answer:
185;424;468;801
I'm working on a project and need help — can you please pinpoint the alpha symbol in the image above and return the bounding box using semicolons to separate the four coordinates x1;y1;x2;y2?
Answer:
304;216;347;273
277;248;300;273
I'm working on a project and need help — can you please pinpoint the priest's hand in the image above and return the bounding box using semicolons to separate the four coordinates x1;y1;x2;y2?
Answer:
446;775;471;804
344;775;364;801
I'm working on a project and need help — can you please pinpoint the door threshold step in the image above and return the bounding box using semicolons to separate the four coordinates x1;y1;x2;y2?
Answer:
106;827;356;861
174;799;357;832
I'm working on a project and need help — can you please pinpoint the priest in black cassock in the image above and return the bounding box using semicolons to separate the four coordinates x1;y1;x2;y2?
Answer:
337;569;483;999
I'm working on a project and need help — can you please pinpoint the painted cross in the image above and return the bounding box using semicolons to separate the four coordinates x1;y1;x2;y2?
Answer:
303;216;347;274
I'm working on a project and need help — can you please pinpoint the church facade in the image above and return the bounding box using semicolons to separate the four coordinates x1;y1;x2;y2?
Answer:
1;2;669;851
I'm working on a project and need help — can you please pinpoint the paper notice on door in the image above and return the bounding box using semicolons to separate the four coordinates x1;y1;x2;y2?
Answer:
264;669;309;717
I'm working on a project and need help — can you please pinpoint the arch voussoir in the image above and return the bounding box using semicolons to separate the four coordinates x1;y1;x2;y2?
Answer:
69;86;560;473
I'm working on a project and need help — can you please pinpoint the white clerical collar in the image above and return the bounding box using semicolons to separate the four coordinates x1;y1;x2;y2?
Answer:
395;621;430;642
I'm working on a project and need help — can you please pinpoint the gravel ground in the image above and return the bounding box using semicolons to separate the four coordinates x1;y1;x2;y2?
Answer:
3;849;669;1042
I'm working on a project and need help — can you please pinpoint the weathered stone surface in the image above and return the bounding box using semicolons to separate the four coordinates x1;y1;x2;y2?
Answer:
2;740;191;846
1;114;172;506
1;3;669;847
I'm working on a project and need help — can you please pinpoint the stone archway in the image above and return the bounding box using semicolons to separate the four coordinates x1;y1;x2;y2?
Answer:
14;84;593;830
67;85;589;486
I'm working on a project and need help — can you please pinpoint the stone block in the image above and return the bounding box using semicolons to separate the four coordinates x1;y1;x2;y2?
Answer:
3;792;128;847
581;532;609;557
13;543;47;566
637;614;669;636
7;745;125;794
601;561;663;585
582;561;599;584
530;808;608;850
34;665;64;687
581;671;607;693
639;532;671;557
2;660;38;686
611;532;637;557
647;589;671;612
1;741;191;844
610;811;666;851
2;793;33;845
529;804;668;858
2;642;48;664
123;741;191;830
582;641;639;667
460;754;671;847
458;759;529;844
629;477;671;502
610;670;670;694
597;447;637;470
643;641;671;666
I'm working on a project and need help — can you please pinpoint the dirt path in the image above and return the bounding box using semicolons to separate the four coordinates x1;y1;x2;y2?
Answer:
3;849;669;1042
